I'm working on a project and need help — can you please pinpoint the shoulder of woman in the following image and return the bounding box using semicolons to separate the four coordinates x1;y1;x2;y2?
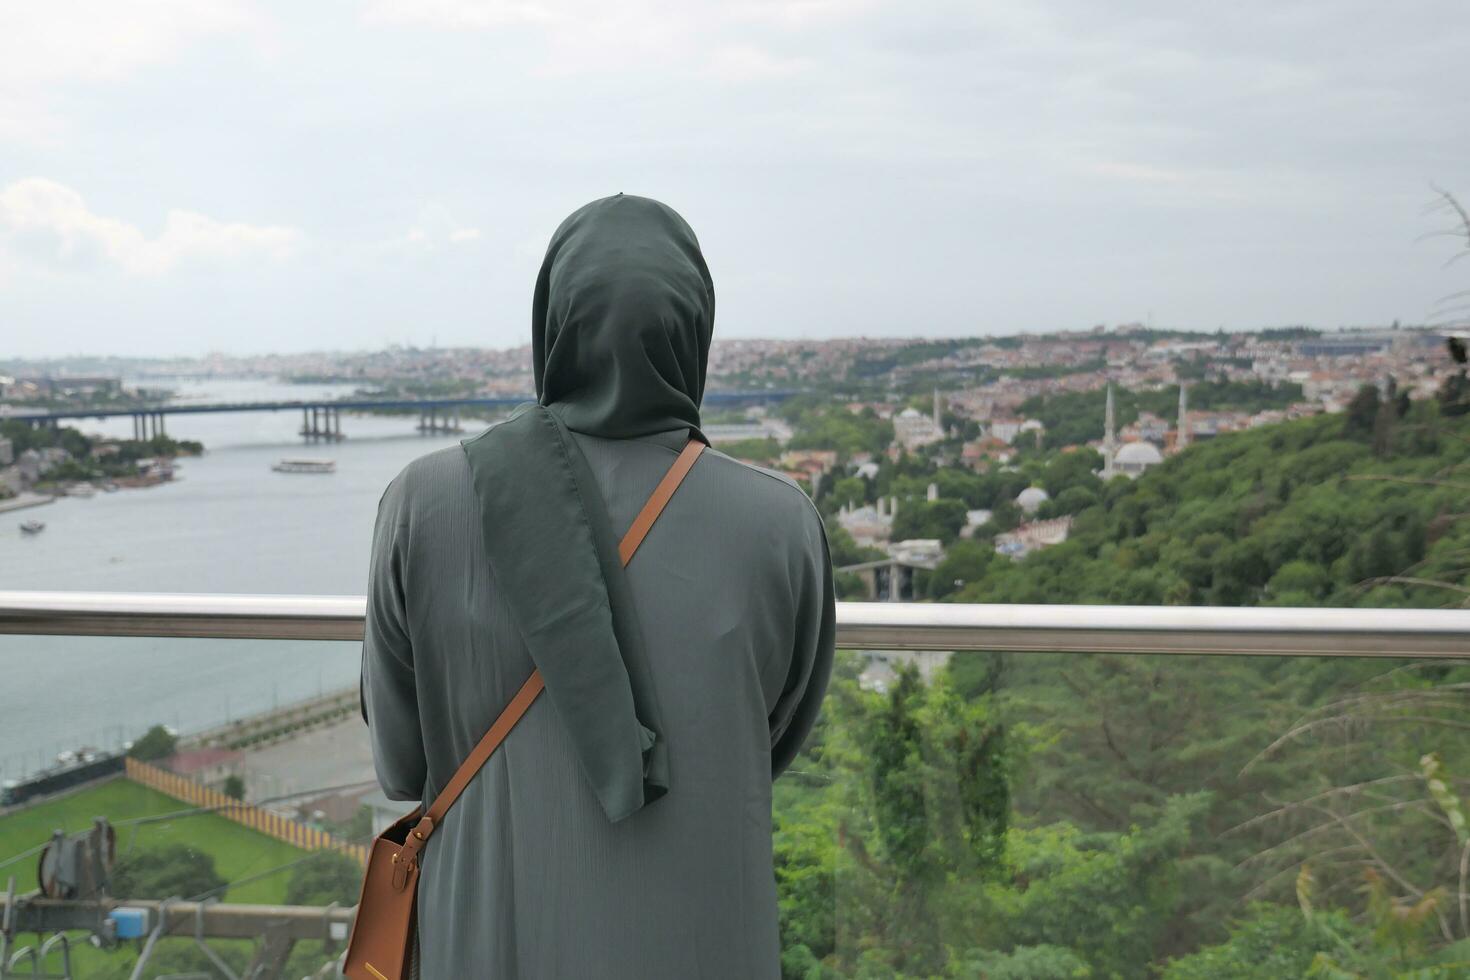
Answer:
700;449;829;538
379;445;471;512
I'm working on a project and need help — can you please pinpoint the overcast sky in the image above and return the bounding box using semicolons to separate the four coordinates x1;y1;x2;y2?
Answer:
3;1;1468;358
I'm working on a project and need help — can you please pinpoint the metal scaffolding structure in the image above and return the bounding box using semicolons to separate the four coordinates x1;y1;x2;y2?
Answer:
1;889;354;979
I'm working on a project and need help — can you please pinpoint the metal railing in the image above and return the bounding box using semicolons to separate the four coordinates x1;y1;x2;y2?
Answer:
1;591;1467;658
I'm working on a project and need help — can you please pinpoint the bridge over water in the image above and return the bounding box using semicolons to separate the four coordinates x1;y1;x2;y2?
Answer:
5;390;798;441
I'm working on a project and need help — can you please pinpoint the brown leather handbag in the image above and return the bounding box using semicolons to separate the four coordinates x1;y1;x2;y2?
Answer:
343;438;705;980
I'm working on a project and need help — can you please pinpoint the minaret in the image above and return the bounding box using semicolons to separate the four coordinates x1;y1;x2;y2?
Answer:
1176;383;1190;451
1102;383;1117;480
932;388;943;432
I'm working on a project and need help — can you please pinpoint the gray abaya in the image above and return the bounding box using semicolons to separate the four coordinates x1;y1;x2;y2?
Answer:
361;428;836;978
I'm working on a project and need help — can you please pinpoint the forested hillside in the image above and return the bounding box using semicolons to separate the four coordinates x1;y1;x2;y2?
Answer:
953;396;1460;609
776;398;1470;978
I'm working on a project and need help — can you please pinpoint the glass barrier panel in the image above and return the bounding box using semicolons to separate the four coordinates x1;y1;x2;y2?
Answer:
9;638;1470;978
0;634;379;979
815;648;1470;979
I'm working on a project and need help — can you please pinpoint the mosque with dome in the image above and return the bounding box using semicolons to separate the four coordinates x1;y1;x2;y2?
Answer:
1098;382;1185;480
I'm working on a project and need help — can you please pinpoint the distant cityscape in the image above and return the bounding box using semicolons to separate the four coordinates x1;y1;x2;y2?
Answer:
0;322;1446;402
2;322;1453;582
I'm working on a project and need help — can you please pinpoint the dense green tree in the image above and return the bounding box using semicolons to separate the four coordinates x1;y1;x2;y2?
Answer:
716;436;782;463
983;500;1023;535
927;540;999;599
1264;559;1331;604
826;525;884;567
816;664;1012;978
1440;337;1470;417
127;724;177;761
786;406;893;457
892;499;968;543
827;525;886;599
1163;895;1470;979
0;419;202;480
1041;485;1100;518
111;844;227;900
830;476;868;508
952;945;1092;979
1040;448;1104;497
990;794;1211;978
285;850;364;906
1161;904;1354;979
0;419;92;459
1344;384;1380;437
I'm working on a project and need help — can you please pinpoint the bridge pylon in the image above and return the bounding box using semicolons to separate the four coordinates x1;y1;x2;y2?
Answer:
130;412;165;443
299;406;345;442
417;406;464;435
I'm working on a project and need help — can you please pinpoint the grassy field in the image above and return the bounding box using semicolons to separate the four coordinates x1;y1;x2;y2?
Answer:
0;777;332;978
0;776;310;905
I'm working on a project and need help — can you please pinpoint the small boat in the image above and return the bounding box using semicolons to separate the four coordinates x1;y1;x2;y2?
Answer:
20;520;45;535
272;457;336;474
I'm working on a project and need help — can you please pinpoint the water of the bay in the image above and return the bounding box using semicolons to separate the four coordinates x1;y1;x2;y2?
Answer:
0;378;508;783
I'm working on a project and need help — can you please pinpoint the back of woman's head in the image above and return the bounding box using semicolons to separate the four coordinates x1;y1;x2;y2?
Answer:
533;194;714;439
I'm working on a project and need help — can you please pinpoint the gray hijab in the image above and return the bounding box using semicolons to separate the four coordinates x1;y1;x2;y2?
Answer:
460;194;713;822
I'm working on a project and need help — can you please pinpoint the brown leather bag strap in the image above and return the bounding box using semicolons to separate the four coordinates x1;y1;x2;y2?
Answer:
618;437;705;565
419;668;546;831
400;437;705;855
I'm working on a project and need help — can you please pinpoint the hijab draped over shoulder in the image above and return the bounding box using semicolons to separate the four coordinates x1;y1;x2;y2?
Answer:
460;194;714;823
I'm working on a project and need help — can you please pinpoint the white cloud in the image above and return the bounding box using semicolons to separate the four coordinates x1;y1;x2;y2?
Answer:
386;203;482;250
704;44;811;81
362;0;843;78
724;0;876;30
365;0;862;33
0;1;263;147
1;0;255;87
0;178;302;276
363;0;562;31
0;98;64;149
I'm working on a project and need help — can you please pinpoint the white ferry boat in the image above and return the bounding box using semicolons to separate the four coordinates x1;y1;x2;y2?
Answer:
272;457;336;474
20;520;45;535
